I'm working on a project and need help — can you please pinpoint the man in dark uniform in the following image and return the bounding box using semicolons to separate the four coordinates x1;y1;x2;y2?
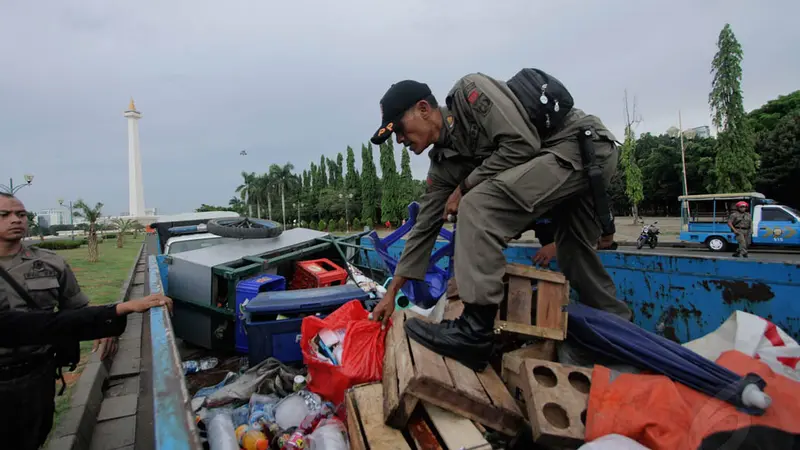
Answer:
728;201;752;258
368;72;631;371
0;192;169;449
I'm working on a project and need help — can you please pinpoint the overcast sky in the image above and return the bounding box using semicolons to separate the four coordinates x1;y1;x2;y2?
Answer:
2;0;798;216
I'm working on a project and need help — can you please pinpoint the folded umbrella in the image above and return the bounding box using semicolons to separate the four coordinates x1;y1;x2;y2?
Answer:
566;303;772;415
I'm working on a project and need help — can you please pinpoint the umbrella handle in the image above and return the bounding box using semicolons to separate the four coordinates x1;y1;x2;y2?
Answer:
742;384;772;410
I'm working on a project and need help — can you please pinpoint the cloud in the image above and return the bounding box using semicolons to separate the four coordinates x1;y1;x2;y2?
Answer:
2;0;798;215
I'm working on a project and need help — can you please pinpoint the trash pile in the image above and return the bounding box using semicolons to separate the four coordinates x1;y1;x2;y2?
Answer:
185;257;800;450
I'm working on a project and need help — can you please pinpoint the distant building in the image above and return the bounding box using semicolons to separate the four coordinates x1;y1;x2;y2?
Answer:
37;208;66;227
689;126;710;139
665;125;711;140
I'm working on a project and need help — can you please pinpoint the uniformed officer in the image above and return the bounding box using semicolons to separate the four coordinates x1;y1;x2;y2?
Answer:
0;192;170;449
368;73;631;371
728;201;752;258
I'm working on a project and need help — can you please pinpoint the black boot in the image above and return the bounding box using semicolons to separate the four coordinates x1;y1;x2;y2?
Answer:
403;302;497;372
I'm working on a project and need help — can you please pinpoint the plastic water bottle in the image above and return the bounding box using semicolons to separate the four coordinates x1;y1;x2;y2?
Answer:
182;357;219;375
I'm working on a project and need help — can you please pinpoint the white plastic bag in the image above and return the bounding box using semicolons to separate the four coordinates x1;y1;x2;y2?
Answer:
306;418;349;450
578;434;650;449
683;311;800;381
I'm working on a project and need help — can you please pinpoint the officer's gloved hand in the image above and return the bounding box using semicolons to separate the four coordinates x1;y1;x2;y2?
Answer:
597;234;617;250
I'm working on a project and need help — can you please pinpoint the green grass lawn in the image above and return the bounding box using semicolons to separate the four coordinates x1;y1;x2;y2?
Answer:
50;236;144;432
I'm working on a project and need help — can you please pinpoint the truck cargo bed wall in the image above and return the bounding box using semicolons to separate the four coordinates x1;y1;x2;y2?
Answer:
358;238;800;343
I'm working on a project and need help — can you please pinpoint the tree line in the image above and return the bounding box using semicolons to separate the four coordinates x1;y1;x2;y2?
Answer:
198;139;425;229
201;24;799;226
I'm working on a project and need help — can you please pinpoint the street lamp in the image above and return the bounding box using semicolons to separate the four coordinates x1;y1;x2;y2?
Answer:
0;174;34;195
338;193;354;232
58;198;75;240
295;202;304;227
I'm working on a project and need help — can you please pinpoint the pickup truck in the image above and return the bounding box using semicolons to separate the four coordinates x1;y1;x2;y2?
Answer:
678;192;800;252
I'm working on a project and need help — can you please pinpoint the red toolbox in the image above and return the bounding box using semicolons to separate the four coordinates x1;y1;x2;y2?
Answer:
290;258;348;289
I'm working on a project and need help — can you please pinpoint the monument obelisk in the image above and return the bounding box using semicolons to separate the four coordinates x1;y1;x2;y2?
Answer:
124;98;146;218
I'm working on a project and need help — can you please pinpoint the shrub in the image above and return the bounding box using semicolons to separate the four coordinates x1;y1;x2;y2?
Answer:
328;219;337;232
337;218;346;231
352;218;362;230
318;221;327;232
33;240;83;250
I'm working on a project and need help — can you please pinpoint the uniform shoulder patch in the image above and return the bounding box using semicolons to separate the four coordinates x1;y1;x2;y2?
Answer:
475;93;492;116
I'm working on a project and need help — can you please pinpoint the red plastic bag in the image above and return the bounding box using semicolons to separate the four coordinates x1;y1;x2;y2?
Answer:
301;300;389;404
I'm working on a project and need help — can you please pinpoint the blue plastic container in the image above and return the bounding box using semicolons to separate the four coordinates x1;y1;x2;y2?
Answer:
244;285;370;365
235;274;286;354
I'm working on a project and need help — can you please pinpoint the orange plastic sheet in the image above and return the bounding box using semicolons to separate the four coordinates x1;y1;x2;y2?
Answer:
585;350;800;450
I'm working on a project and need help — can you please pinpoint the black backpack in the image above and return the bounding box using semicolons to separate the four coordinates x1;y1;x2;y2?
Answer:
506;68;574;139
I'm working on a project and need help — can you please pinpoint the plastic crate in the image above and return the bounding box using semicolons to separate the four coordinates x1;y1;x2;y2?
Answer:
290;258;348;289
244;285;370;365
235;274;286;354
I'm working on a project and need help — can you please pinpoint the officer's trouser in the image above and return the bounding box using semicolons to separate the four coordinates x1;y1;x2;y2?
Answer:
0;359;56;450
454;142;632;320
735;230;751;255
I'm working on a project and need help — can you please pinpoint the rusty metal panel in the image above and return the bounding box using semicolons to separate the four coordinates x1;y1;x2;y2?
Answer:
360;238;800;343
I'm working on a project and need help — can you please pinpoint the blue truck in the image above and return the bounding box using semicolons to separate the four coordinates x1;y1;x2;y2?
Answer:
142;206;800;449
679;192;800;252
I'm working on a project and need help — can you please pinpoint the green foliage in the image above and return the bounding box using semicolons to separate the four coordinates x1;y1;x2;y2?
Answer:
747;91;800;137
318;220;327;232
352;217;362;230
196;203;235;213
709;23;756;192
308;220;316;230
620;125;644;212
327;218;337;231
755;110;800;207
337;217;346;231
379;140;400;223
34;240;83;250
319;155;328;188
360;143;380;225
345;146;360;191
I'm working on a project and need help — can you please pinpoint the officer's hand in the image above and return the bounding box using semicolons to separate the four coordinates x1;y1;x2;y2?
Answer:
597;234;616;250
533;243;556;266
122;294;174;314
442;186;463;221
93;337;118;361
369;294;395;330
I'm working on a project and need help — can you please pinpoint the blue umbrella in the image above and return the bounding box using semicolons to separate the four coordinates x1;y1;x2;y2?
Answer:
566;303;772;415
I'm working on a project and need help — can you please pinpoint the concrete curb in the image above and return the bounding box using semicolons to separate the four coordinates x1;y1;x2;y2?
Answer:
46;243;146;450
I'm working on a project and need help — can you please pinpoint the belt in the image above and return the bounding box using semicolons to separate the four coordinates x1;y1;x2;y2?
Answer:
0;356;50;382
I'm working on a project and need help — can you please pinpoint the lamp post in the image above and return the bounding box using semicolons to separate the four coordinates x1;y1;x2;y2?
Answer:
338;192;354;231
295;202;304;227
58;198;75;240
0;174;34;195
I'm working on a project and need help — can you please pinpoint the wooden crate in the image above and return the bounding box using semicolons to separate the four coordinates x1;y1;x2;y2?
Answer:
346;383;492;450
500;341;557;414
383;310;525;436
495;263;569;340
521;358;592;448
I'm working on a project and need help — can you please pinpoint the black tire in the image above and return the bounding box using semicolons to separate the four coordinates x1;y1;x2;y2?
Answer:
649;236;658;249
636;237;645;250
706;236;727;252
206;217;283;239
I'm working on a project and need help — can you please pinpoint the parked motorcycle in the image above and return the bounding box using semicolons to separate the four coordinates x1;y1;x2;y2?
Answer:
636;220;660;249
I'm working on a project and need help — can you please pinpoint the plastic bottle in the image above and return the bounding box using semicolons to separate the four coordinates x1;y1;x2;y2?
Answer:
206;413;238;450
183;357;220;375
241;429;270;450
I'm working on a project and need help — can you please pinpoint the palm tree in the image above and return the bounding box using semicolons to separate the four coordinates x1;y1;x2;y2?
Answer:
270;163;300;228
73;200;104;262
112;218;136;248
235;171;257;217
131;221;146;238
252;173;273;219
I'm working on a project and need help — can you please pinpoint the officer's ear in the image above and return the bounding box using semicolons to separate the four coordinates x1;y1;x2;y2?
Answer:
416;100;433;118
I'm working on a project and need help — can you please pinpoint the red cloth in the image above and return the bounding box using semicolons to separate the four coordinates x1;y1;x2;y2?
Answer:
586;350;800;450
